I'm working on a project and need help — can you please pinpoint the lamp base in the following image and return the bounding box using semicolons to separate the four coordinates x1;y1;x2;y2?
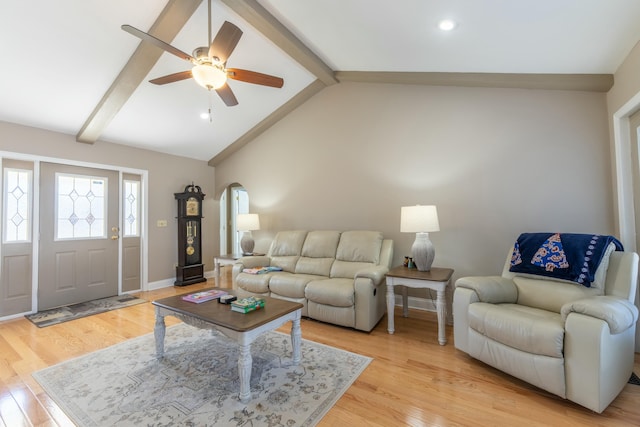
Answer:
411;232;435;271
240;231;255;255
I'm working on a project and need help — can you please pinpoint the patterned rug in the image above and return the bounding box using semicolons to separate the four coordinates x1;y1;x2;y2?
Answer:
33;323;371;426
25;294;146;327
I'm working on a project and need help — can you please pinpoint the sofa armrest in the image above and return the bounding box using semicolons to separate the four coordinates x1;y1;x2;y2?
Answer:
231;256;271;281
454;276;517;304
236;255;271;269
561;296;639;334
355;266;388;285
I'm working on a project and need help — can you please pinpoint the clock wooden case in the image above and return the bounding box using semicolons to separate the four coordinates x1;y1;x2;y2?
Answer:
174;184;207;286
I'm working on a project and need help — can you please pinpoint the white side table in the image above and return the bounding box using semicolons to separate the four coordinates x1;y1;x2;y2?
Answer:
385;265;454;345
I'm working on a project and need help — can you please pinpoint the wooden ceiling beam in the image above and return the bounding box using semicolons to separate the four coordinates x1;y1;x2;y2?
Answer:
220;0;337;86
76;0;203;144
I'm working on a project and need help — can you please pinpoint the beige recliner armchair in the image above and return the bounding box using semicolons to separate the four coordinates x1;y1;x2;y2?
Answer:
453;239;638;413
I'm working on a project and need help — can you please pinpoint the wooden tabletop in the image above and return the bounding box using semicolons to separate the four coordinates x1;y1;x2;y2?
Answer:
386;266;454;282
153;288;302;332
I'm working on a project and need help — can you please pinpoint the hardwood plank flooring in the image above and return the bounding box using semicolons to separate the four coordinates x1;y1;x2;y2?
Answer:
0;267;638;426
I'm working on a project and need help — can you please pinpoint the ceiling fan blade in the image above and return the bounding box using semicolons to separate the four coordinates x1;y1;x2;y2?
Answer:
227;68;284;88
149;70;193;85
215;83;239;106
208;21;243;63
121;24;194;63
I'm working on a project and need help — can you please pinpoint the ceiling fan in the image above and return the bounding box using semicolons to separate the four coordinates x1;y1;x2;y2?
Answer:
121;0;283;107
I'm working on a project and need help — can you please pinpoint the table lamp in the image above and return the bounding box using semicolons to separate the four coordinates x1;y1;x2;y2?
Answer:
400;205;440;271
236;213;260;255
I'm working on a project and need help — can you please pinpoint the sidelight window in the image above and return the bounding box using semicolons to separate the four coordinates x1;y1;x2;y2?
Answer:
123;180;140;237
3;168;32;243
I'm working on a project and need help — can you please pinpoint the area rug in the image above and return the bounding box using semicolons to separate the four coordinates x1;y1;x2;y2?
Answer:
33;323;371;426
25;294;146;327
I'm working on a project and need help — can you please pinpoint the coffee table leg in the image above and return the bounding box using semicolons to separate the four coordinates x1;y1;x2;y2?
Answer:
154;308;166;358
290;310;301;364
238;343;252;403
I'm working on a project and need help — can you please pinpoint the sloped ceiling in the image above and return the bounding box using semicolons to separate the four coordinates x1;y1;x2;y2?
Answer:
1;0;640;165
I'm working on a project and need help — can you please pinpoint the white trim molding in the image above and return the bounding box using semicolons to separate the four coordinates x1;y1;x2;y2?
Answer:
613;90;640;252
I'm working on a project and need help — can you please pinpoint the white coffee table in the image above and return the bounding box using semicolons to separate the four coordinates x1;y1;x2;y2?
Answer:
153;290;302;403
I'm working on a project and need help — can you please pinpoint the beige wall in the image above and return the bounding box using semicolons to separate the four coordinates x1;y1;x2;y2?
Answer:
215;82;613;280
0;121;216;283
607;40;640;116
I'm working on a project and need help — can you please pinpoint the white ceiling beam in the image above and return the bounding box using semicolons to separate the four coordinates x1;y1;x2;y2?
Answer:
220;0;337;86
208;79;326;166
76;0;203;144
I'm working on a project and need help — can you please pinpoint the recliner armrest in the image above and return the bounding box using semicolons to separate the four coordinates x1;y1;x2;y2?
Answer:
561;296;639;334
455;276;517;303
355;266;388;285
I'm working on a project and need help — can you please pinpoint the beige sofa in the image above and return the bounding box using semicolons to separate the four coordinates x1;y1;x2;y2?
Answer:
453;246;639;413
232;230;393;332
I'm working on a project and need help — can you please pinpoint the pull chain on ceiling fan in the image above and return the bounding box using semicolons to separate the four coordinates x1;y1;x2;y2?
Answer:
121;0;284;107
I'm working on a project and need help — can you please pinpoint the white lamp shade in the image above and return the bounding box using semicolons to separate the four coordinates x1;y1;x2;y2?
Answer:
192;64;227;89
236;213;260;231
400;205;440;233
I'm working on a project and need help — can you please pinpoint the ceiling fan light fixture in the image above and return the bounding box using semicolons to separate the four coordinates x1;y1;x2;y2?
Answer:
192;63;227;90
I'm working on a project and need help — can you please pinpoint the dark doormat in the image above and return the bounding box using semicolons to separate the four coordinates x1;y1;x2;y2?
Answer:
630;372;640;386
25;294;146;328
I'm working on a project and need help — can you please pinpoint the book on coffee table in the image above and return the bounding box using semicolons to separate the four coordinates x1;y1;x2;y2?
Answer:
182;289;228;303
231;297;265;313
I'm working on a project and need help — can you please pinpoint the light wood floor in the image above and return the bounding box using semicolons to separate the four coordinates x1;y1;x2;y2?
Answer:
1;268;639;426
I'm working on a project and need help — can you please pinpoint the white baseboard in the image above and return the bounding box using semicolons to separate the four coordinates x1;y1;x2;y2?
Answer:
146;270;216;291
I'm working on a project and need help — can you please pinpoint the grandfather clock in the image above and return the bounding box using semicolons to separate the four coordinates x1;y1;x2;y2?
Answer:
174;184;207;286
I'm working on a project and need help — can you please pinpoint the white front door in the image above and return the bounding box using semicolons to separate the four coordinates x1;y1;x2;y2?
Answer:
38;163;119;310
0;159;34;316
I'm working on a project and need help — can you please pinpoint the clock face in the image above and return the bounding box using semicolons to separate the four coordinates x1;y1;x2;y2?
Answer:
186;197;199;216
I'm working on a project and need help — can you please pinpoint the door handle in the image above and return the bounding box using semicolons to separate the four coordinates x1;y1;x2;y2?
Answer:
111;226;119;240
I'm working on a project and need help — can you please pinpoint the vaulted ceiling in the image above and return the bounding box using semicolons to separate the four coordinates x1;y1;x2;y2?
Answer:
1;0;640;166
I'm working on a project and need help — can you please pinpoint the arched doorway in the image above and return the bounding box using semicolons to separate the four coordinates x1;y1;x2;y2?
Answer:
219;183;249;255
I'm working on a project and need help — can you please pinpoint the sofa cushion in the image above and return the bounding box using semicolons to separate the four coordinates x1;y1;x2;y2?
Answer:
296;257;335;276
294;231;340;276
330;260;376;279
269;274;321;299
271;256;300;273
336;231;383;264
468;302;564;358
267;231;308;273
513;276;602;313
305;278;354;307
270;230;308;256
301;230;340;258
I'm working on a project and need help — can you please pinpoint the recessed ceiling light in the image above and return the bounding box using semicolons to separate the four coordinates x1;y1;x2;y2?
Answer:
438;19;456;31
200;112;210;120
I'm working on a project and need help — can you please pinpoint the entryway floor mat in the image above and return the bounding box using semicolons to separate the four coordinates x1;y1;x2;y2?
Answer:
25;294;146;327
